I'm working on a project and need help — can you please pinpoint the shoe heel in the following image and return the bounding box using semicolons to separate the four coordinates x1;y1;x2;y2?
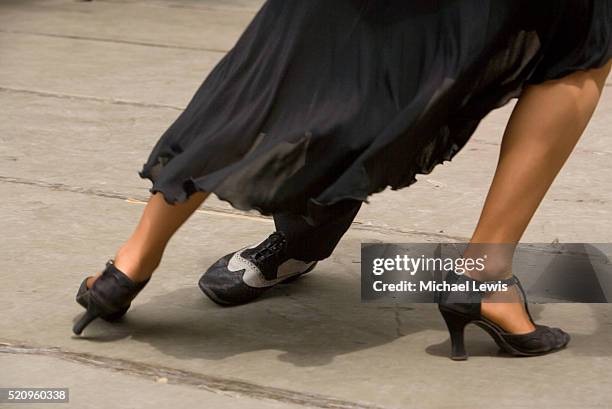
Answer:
440;309;470;361
73;261;149;335
73;306;100;335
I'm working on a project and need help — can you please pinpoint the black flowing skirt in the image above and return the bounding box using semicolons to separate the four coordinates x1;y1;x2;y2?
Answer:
140;0;611;221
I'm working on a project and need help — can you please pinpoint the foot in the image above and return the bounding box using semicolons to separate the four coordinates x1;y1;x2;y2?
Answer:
478;281;569;354
439;273;570;359
199;232;317;306
466;272;537;334
74;261;150;334
85;245;157;289
480;302;536;334
86;274;100;289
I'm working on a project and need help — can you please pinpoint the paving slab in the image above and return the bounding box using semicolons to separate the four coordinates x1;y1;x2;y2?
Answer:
0;353;308;409
0;0;261;51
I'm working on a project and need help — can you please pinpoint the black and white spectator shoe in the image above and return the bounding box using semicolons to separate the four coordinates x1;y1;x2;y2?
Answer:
198;232;317;306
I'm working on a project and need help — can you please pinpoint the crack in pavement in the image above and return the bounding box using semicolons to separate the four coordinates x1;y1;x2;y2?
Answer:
0;86;185;111
0;29;229;54
3;86;611;158
393;305;404;338
4;171;600;257
0;174;466;241
0;341;389;409
5;171;603;260
91;0;262;13
4;174;608;256
0;175;272;223
0;175;136;201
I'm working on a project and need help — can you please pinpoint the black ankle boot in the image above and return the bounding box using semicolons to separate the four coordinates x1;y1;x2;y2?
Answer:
438;272;570;360
73;260;149;335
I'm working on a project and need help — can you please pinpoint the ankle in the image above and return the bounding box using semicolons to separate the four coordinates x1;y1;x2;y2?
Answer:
114;245;161;283
462;243;515;281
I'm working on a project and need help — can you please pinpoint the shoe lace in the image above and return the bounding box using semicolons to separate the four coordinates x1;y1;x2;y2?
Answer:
251;232;287;262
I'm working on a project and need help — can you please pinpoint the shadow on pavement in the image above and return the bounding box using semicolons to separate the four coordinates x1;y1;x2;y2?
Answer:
73;270;426;366
72;269;612;365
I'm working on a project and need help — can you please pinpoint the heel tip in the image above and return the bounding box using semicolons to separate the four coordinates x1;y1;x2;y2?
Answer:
72;311;98;335
450;355;468;361
72;322;87;335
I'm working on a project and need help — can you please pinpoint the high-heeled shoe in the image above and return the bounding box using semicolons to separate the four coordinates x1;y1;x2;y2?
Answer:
438;272;570;360
73;260;149;335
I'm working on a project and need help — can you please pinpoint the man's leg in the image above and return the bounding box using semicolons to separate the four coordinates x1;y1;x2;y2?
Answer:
199;200;361;305
275;200;362;262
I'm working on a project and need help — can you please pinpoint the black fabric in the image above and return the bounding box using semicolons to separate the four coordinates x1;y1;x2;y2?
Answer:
140;0;612;219
274;200;361;262
528;0;612;84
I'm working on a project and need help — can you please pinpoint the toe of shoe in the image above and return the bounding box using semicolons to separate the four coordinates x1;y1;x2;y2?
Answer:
199;254;265;306
550;327;571;348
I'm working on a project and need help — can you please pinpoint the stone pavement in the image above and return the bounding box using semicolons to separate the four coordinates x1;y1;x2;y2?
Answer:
1;1;611;408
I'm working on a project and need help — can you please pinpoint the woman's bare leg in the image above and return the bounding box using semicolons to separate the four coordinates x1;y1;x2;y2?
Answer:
87;191;209;286
468;61;611;334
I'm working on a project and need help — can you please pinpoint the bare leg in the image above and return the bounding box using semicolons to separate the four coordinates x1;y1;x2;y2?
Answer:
468;61;611;334
87;191;209;286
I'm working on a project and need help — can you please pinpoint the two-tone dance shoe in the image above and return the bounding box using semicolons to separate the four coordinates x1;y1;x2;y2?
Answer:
198;232;317;306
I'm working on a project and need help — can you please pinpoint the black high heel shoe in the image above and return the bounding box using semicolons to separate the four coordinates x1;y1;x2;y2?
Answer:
438;272;570;360
73;260;149;335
